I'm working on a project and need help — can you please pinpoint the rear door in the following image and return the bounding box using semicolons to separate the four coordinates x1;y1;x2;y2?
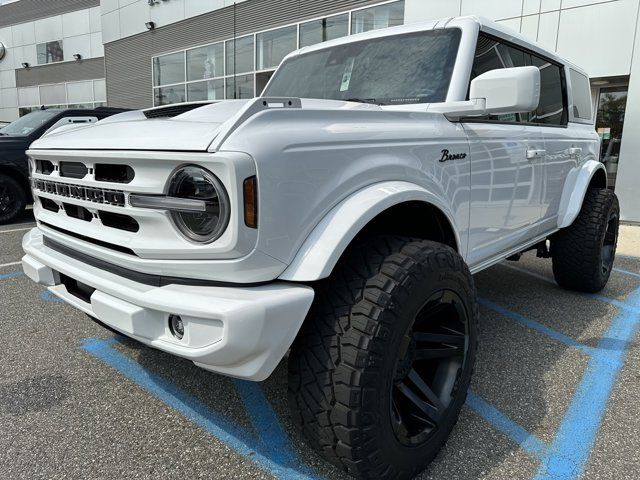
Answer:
529;57;574;234
463;34;545;267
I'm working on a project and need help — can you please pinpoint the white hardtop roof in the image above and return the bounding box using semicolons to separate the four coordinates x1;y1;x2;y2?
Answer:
286;15;587;77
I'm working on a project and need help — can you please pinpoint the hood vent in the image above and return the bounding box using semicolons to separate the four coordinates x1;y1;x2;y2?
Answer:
143;102;212;119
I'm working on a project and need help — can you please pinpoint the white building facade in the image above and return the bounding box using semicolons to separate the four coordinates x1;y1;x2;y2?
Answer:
0;0;638;222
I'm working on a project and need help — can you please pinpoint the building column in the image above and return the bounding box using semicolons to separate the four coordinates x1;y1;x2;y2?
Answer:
615;7;640;224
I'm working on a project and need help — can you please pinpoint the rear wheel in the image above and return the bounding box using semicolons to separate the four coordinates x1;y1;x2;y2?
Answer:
0;174;27;225
288;236;478;479
551;187;619;293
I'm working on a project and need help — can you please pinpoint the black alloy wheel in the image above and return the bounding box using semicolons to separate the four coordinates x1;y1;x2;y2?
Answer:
391;290;469;447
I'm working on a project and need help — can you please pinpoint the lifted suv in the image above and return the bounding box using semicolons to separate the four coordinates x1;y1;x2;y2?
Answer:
0;107;127;224
22;16;617;479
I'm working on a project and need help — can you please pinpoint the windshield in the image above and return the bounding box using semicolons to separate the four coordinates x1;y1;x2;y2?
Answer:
264;29;461;105
0;110;58;137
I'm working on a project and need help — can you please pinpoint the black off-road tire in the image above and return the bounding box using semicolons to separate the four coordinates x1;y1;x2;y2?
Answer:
551;187;619;293
0;174;27;225
288;236;478;479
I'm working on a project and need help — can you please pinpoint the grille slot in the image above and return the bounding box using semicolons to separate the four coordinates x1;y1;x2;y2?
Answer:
95;164;135;184
41;221;137;256
36;160;54;175
99;211;139;232
63;203;92;222
59;162;88;179
40;197;59;212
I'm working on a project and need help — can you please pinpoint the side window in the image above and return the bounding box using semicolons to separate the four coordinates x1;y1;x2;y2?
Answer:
530;56;567;125
469;34;568;126
470;35;532;123
569;68;592;120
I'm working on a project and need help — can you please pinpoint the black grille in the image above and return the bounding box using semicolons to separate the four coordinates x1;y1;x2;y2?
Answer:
59;161;88;179
63;203;92;222
95;164;135;184
32;179;126;207
99;211;139;233
40;197;59;212
35;160;54;175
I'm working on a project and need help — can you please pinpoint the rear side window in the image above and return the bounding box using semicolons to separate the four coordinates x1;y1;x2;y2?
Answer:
469;34;568;126
569;68;592;120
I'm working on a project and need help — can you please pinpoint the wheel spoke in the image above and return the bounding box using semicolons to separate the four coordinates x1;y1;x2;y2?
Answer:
413;332;465;346
407;368;444;410
414;345;462;360
395;382;440;426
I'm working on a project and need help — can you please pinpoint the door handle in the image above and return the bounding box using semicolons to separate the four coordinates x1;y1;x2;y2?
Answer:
568;147;582;158
526;149;546;160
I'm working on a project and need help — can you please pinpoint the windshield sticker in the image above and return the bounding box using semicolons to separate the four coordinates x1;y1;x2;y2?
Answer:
340;58;355;92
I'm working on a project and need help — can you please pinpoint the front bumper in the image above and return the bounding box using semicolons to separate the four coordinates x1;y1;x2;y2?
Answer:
22;228;314;380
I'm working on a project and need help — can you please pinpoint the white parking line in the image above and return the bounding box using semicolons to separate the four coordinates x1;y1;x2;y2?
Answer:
0;226;34;234
0;261;21;268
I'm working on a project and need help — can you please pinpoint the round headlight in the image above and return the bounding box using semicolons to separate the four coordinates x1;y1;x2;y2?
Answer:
168;166;230;243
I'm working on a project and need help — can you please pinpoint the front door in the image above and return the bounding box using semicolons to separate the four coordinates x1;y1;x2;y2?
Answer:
463;34;546;267
464;123;545;267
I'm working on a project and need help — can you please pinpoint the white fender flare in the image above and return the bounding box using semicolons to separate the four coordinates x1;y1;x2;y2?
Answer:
557;160;607;229
279;181;460;282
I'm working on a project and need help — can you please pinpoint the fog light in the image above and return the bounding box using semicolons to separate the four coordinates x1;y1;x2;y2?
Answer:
169;314;184;339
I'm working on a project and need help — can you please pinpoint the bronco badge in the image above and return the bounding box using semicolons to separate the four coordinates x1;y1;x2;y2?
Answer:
439;149;467;162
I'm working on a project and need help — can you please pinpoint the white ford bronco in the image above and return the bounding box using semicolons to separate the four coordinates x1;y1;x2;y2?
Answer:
21;16;618;479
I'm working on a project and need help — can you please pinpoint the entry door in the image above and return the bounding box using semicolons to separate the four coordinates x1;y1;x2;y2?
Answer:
464;122;545;267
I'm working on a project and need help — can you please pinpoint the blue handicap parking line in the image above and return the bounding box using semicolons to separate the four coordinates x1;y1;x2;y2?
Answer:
613;267;640;279
478;298;592;353
533;287;640;480
466;392;547;460
82;337;321;480
40;290;65;303
476;263;640;480
0;271;23;280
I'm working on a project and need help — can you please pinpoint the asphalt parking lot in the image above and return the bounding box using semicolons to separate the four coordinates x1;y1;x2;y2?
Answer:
1;212;639;480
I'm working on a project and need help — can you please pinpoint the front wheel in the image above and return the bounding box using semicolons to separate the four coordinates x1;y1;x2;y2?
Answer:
552;187;619;293
0;174;27;225
288;236;478;479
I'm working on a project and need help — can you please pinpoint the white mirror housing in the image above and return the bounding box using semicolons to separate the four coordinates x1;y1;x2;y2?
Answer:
427;66;541;118
470;66;540;114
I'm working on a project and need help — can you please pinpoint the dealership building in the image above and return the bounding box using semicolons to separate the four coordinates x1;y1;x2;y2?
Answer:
0;0;638;222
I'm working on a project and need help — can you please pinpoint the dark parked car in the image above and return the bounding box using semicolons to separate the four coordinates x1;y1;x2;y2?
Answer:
0;107;128;224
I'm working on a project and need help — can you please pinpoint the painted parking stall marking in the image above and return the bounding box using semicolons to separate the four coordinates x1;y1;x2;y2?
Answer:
4;255;639;479
82;337;321;480
471;264;640;480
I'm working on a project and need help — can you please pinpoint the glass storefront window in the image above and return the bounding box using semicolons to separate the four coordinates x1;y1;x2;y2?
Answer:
187;43;224;81
299;14;349;47
351;1;404;34
40;84;67;105
153;52;185;87
187;79;225;101
154;85;186;106
596;86;628;189
37;40;64;64
225;74;254;99
150;1;406;106
256;25;297;70
226;35;254;75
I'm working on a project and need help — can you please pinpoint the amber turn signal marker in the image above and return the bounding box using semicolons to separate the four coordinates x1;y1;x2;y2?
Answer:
243;176;258;228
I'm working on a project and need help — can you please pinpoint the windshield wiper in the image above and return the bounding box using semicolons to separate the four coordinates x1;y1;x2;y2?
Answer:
345;98;384;105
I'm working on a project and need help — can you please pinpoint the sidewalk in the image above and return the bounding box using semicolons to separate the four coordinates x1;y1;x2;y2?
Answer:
618;224;640;257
